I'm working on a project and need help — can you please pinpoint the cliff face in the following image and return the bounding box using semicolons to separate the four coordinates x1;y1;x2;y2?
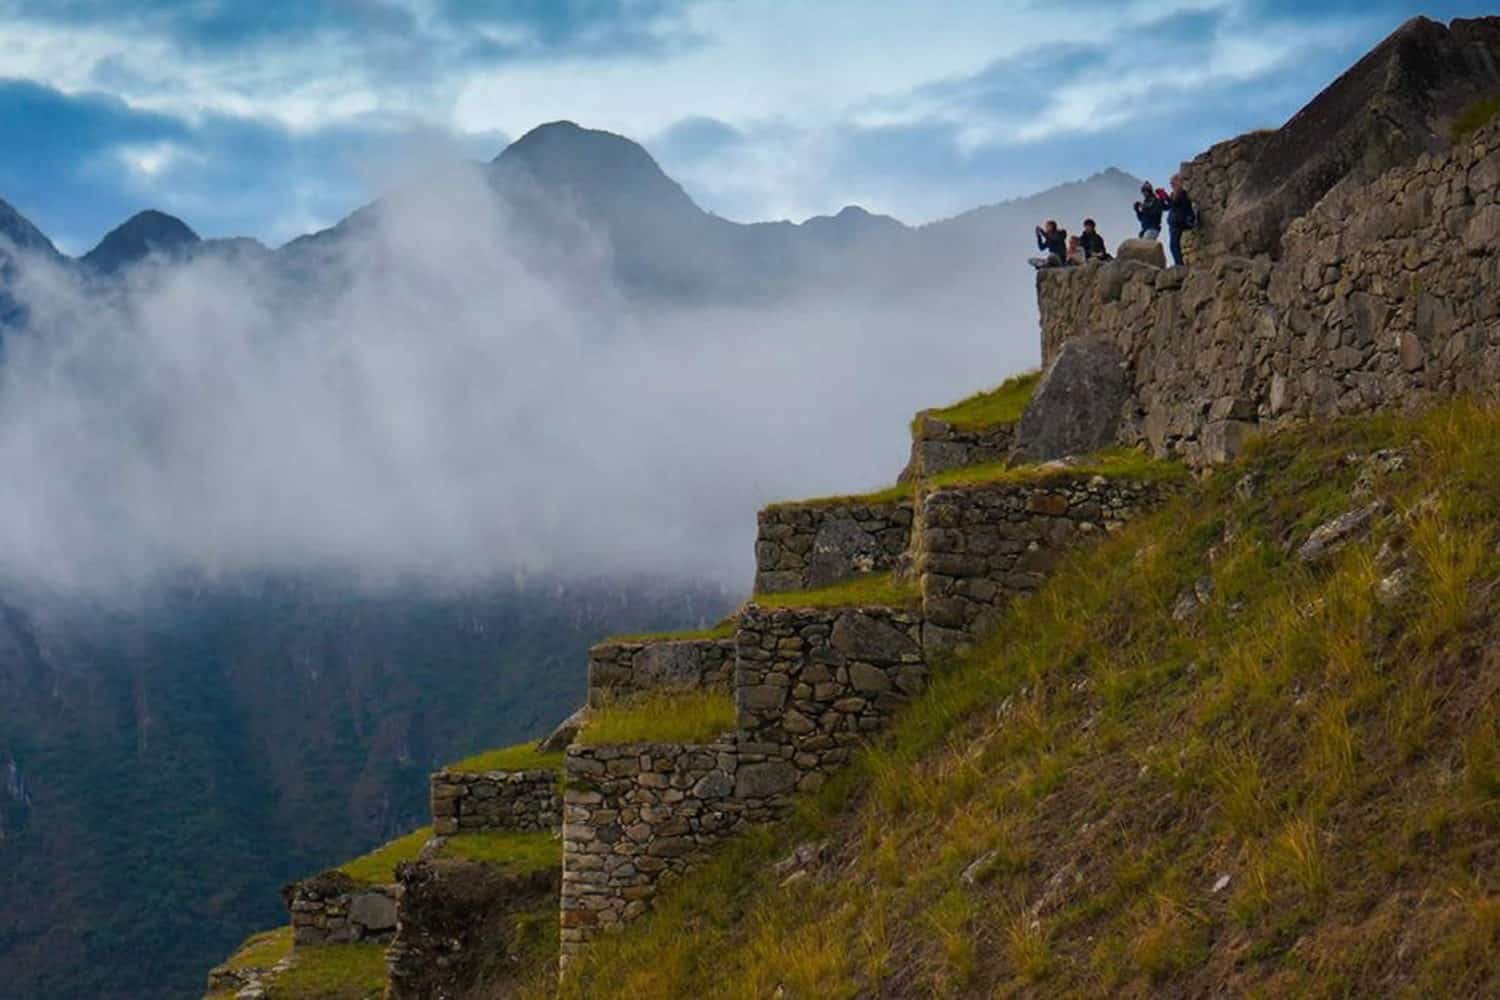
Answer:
1184;15;1500;258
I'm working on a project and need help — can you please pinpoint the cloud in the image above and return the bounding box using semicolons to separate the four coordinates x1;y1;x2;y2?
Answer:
0;168;1045;598
0;78;508;252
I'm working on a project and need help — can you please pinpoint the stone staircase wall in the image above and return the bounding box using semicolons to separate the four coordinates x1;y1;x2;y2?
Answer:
900;414;1017;482
1038;120;1500;466
559;739;743;963
755;496;914;594
917;475;1168;653
587;635;736;706
429;768;561;836
735;605;927;795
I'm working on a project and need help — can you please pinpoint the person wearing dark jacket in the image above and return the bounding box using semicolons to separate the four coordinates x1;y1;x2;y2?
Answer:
1134;181;1164;238
1166;173;1196;266
1079;218;1110;261
1030;220;1067;269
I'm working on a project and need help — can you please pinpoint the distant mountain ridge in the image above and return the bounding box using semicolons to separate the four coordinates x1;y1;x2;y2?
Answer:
0;120;1145;300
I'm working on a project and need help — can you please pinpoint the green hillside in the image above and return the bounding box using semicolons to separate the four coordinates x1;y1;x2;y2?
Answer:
544;399;1500;998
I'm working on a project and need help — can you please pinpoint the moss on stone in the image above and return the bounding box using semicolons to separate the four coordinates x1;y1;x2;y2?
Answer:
602;617;738;644
436;829;561;873
445;742;564;775
764;483;912;511
752;571;920;611
913;370;1041;436
1452;95;1500;142
925;447;1187;491
579;689;737;746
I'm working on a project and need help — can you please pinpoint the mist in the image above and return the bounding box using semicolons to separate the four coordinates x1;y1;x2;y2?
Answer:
0;164;1050;597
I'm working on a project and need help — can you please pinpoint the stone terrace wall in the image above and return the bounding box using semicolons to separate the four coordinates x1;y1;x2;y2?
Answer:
899;413;1017;482
917;475;1166;653
430;768;560;836
1037;121;1500;466
755;497;913;594
587;636;735;706
282;872;399;945
387;860;560;1000
560;739;750;963
735;605;927;794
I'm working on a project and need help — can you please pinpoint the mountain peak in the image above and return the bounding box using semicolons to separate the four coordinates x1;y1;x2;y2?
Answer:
82;209;200;275
0;197;61;260
492;120;700;219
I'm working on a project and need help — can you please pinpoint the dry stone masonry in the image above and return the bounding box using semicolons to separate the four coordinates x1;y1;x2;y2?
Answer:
755;496;913;594
559;740;746;963
429;768;561;836
1037;118;1500;466
282;872;400;946
587;635;736;706
900;412;1018;481
917;474;1167;653
735;605;927;793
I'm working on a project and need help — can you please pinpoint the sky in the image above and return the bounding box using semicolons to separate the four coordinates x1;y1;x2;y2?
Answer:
1;1;1493;254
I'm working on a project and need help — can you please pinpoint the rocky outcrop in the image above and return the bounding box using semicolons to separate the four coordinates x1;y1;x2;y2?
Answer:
1115;238;1167;268
1180;16;1500;259
1014;337;1130;462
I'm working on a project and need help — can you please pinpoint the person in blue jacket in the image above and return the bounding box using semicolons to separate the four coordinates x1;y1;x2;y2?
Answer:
1165;173;1197;267
1134;181;1165;239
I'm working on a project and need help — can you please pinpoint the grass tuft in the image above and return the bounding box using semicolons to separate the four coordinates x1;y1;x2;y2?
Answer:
445;741;564;774
601;618;738;644
1452;95;1500;143
338;826;431;885
437;829;561;873
274;942;388;999
914;370;1041;435
754;571;920;611
222;926;292;972
579;688;737;746
924;446;1187;491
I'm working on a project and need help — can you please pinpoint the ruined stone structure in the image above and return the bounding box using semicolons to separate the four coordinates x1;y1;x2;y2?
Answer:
559;739;744;962
586;634;736;706
917;475;1168;653
900;412;1018;481
1041;119;1500;466
734;605;927;791
387;861;560;1000
429;767;561;836
282;873;400;946
214;23;1500;994
754;496;913;594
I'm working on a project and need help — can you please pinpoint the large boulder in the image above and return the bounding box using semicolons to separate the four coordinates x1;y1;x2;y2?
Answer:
1193;16;1500;258
1115;238;1166;268
1012;337;1129;462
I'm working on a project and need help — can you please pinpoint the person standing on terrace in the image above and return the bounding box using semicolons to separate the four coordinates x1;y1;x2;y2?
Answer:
1134;181;1165;239
1166;173;1197;267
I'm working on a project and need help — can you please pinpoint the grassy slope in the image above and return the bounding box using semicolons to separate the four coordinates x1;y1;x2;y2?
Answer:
754;572;921;611
546;400;1500;998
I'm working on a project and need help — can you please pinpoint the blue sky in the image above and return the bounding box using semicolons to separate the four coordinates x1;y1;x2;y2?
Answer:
0;1;1491;253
